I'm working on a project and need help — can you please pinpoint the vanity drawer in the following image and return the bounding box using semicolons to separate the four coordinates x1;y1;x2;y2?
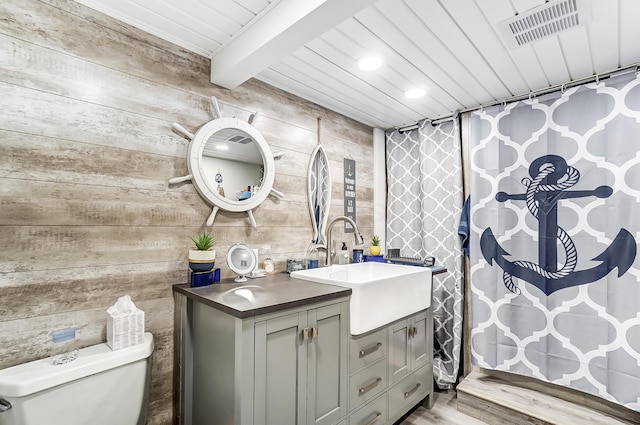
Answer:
349;358;387;410
349;328;387;373
348;392;387;425
388;364;431;419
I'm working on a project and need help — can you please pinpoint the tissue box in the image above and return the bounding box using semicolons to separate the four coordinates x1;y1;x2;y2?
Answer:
107;310;144;350
106;296;145;350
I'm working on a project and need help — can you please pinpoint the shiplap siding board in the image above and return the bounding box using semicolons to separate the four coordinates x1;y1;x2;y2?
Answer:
0;1;374;424
440;0;530;97
404;0;512;103
342;9;457;116
297;41;427;123
532;38;572;87
258;67;394;128
370;0;482;107
307;34;428;120
477;0;551;92
619;1;640;66
272;53;411;125
557;26;594;81
588;0;620;74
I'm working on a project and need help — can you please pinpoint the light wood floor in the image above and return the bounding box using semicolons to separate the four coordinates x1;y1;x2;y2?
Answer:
399;391;487;425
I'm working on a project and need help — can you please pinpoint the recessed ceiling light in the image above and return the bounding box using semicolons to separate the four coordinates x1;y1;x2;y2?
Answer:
404;88;426;99
215;144;229;150
358;55;383;71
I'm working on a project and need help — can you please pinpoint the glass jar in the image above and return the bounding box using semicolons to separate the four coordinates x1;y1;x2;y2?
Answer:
50;328;78;365
263;257;275;274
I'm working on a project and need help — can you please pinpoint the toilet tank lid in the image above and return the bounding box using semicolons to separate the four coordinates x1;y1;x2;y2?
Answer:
0;332;154;398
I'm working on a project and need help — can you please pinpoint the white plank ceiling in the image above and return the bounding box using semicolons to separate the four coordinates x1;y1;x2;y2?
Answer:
74;0;640;129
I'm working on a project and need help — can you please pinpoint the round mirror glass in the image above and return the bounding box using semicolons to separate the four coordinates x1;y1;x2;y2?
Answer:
201;127;264;202
187;117;275;214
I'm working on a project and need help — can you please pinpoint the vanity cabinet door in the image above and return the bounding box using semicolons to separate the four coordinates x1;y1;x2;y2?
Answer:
388;310;432;385
386;309;434;421
254;311;307;425
306;302;349;425
254;300;348;425
388;318;410;385
409;310;430;371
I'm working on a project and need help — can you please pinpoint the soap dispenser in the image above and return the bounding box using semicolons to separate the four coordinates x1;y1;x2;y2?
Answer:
339;242;349;265
306;240;319;269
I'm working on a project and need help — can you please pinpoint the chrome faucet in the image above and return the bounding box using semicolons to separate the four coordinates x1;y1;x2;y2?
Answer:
325;216;365;266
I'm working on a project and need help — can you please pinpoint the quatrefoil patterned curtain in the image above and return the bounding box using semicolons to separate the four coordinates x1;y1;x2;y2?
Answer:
386;120;464;389
469;70;640;411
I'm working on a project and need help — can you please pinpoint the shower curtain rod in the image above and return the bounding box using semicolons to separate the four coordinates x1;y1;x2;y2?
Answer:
397;62;640;132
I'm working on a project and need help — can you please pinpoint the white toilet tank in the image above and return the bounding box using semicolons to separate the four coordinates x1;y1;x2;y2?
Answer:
0;332;154;425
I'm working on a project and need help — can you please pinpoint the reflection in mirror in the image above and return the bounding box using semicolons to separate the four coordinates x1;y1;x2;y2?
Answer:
202;128;264;201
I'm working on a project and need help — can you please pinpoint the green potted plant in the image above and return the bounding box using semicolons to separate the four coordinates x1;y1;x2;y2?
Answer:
369;235;381;256
188;232;216;272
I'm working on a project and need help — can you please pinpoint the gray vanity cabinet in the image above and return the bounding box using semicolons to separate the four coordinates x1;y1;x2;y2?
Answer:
174;274;439;425
180;293;349;425
254;301;349;425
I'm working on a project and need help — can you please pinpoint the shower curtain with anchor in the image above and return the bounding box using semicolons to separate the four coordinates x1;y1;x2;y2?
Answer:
386;119;464;389
469;70;640;411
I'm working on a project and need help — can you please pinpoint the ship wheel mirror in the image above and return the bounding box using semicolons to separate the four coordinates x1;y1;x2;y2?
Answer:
168;97;285;228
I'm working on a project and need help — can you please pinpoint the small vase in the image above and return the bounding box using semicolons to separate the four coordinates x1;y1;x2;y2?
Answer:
369;246;381;256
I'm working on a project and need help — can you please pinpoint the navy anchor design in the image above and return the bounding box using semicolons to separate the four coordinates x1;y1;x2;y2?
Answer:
481;155;636;295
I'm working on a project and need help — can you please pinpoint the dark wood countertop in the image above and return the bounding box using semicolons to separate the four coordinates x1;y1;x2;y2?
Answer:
173;272;352;319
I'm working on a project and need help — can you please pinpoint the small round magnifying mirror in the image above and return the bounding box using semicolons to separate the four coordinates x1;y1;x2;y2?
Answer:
227;243;257;282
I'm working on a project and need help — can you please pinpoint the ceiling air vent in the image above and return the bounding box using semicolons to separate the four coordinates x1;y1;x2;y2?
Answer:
227;134;253;144
497;0;592;48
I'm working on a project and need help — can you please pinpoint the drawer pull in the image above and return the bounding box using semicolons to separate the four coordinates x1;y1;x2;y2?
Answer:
403;382;421;398
359;342;382;358
358;377;382;395
364;411;382;425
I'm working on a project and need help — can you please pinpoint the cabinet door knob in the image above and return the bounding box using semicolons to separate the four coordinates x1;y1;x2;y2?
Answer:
358;377;382;395
359;342;382;358
312;325;319;339
364;411;382;425
403;382;421;399
302;328;310;341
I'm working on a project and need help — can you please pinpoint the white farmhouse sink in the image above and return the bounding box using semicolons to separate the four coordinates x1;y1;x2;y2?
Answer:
291;262;432;335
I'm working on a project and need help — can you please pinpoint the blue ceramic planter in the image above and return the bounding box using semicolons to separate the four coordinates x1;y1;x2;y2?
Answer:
189;261;215;272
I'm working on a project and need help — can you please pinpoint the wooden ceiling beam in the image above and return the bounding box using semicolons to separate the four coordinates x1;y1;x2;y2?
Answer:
209;0;377;89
